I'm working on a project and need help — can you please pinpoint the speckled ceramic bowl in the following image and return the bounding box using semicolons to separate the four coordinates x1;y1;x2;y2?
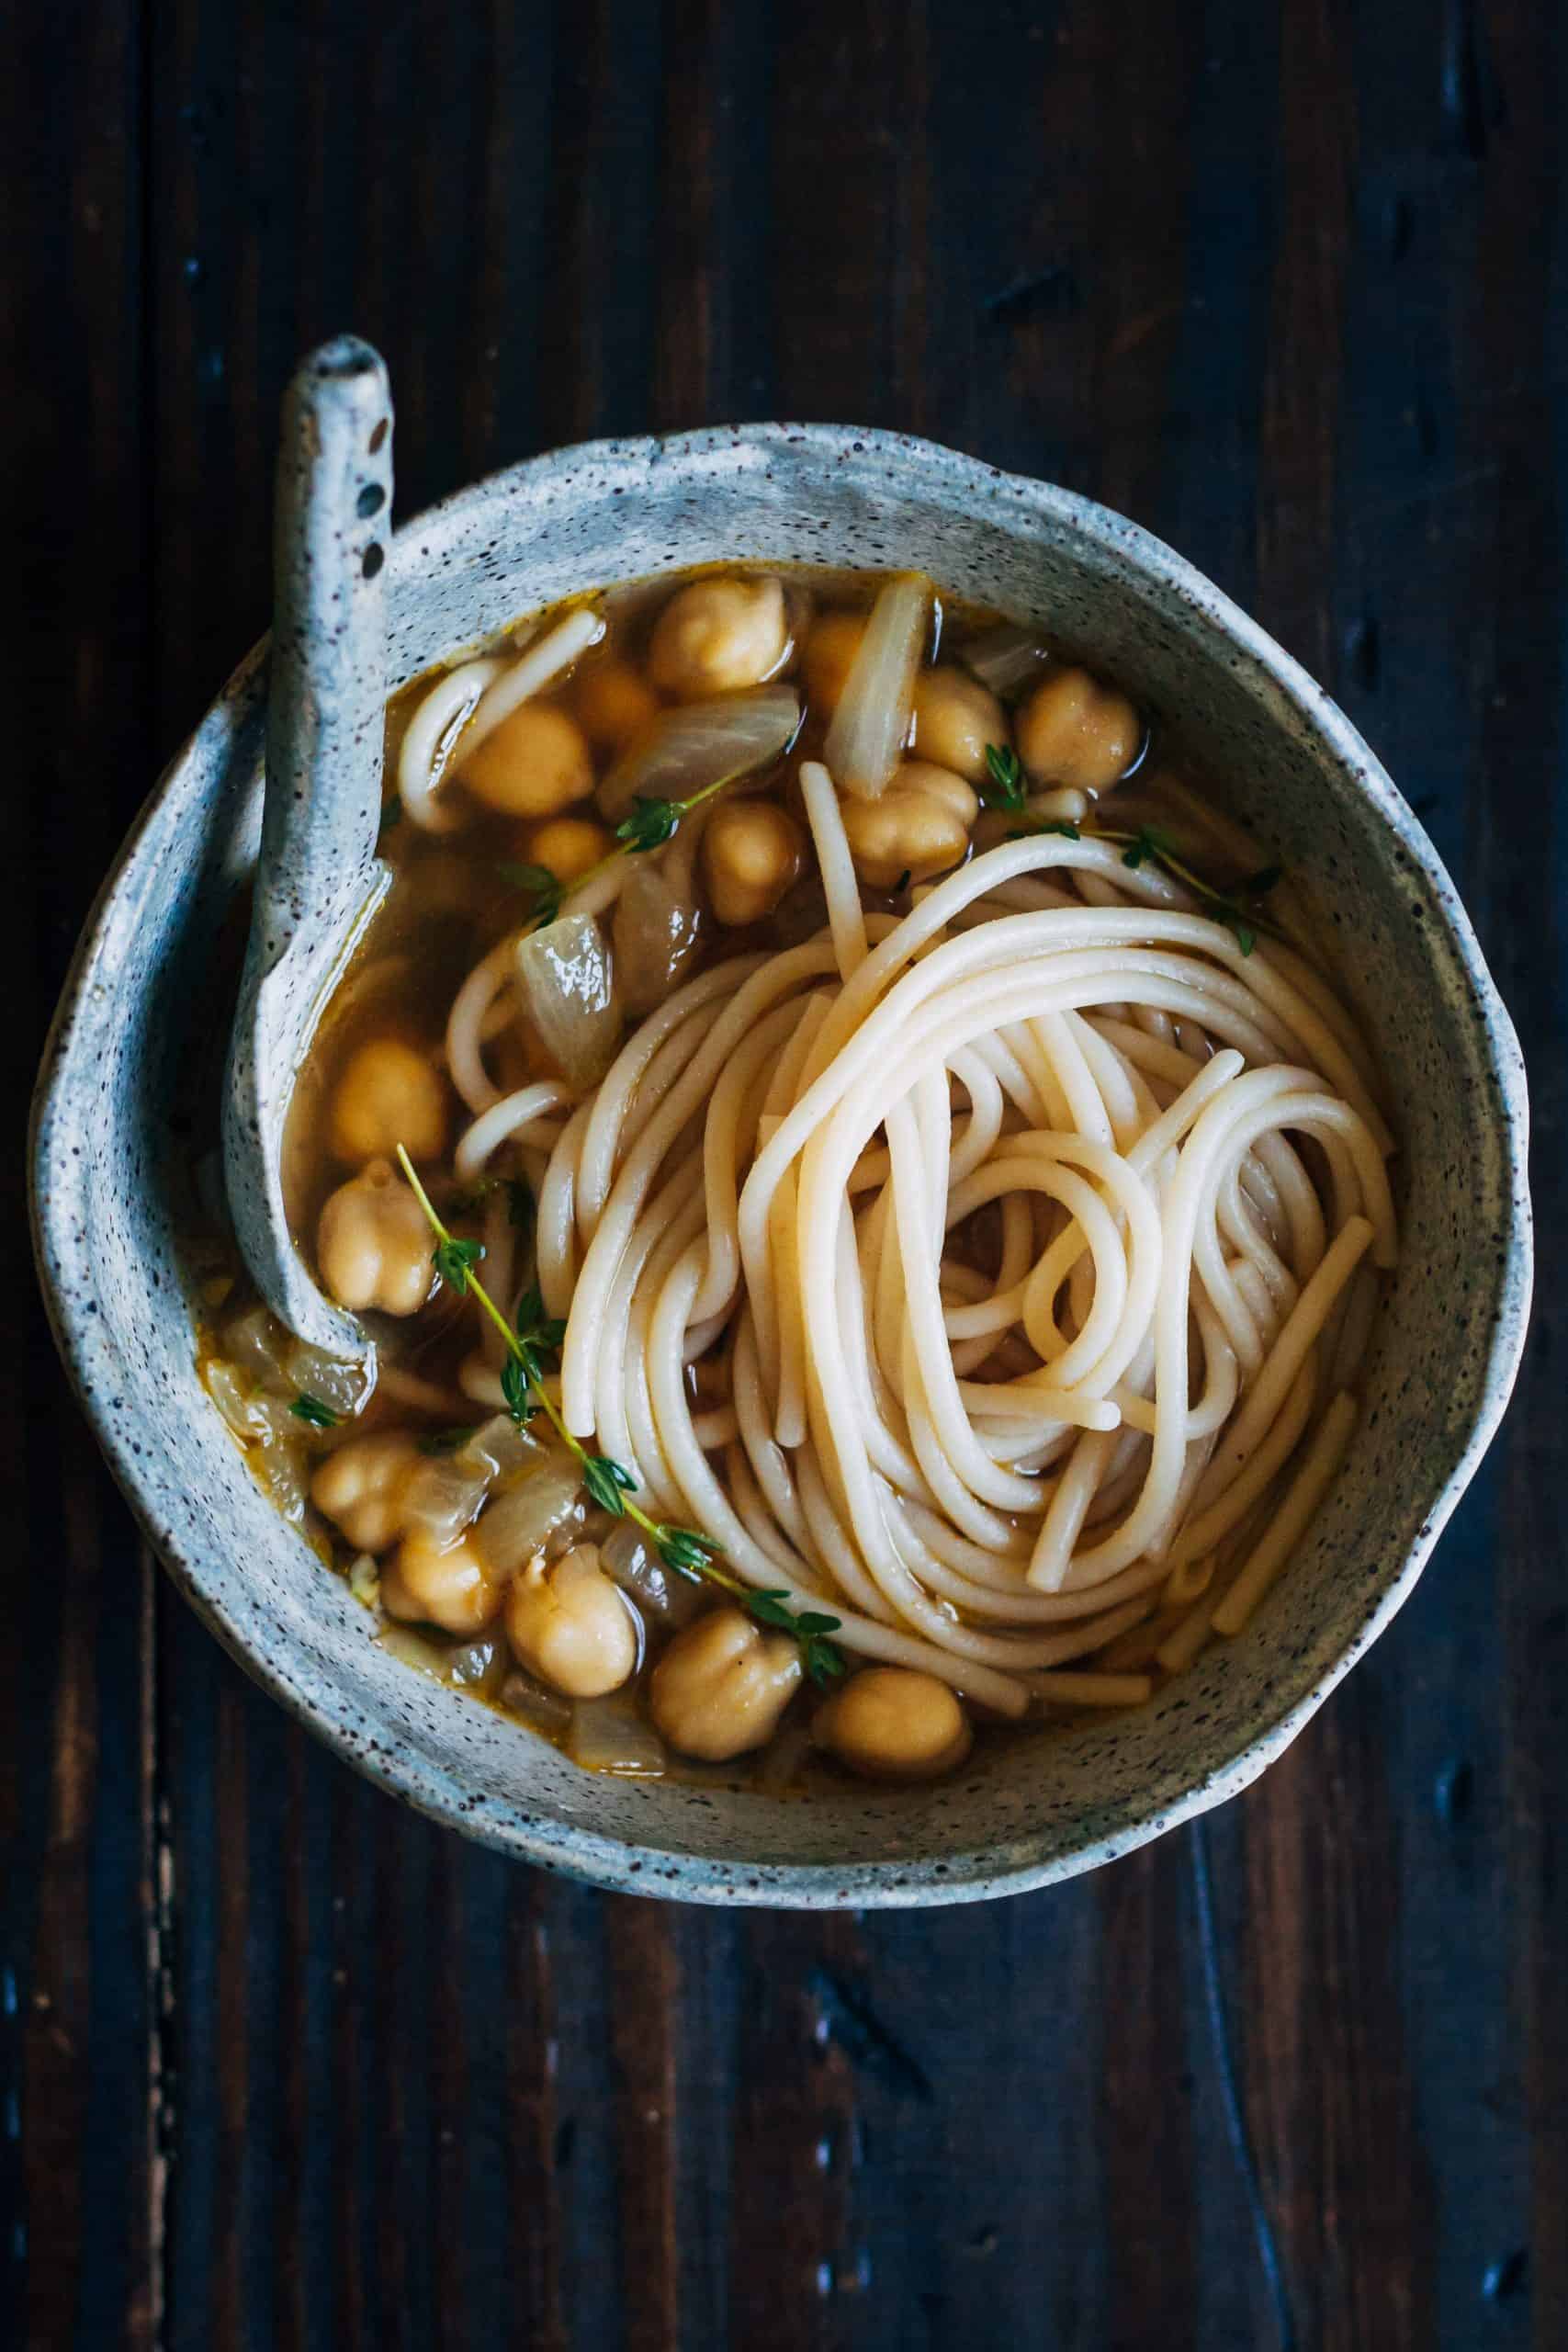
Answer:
31;426;1532;1905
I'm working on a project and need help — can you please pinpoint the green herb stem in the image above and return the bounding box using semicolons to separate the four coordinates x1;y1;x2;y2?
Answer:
393;1147;845;1681
510;754;773;933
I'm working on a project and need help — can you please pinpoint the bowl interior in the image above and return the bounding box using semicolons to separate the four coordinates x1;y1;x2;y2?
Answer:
32;426;1531;1905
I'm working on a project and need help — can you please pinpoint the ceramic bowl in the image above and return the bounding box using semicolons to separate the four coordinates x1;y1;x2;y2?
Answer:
30;425;1532;1905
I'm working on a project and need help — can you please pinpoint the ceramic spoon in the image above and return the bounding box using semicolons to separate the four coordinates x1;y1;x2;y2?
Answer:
223;336;395;1364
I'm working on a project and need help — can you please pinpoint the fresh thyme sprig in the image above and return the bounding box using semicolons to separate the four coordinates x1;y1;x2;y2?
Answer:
496;861;563;927
987;748;1284;956
503;762;768;933
1106;824;1282;953
393;1146;846;1683
981;742;1029;812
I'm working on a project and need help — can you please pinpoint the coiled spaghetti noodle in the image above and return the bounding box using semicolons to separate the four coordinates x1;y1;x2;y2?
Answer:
449;760;1395;1719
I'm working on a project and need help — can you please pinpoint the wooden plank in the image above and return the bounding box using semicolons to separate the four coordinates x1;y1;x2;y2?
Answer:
17;1;1561;2346
4;0;160;2346
1455;6;1568;2342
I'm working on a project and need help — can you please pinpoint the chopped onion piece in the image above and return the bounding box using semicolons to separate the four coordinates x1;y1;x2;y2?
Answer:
202;1359;266;1442
961;623;1051;698
220;1304;290;1385
255;1438;309;1527
475;1462;587;1576
459;1414;545;1482
501;1670;573;1736
513;912;622;1089
612;863;704;1016
599;1521;706;1628
598;685;800;821
401;1452;494;1547
378;1623;449;1680
446;1636;507;1693
347;1554;382;1611
282;1338;371;1418
823;573;932;801
568;1693;667;1778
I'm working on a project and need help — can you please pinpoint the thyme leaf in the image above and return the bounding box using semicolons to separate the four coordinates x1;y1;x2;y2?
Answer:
289;1393;340;1429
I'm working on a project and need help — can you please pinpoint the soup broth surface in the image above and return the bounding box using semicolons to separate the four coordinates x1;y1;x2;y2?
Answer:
194;561;1395;1795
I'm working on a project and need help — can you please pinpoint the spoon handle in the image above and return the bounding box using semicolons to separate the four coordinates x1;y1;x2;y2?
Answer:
256;337;394;967
222;340;394;1365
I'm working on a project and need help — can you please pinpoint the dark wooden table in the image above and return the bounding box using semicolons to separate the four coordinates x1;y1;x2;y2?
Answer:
6;4;1563;2346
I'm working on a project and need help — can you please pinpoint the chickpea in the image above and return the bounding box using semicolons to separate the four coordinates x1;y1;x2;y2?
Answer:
503;1543;638;1699
330;1035;448;1165
317;1158;436;1317
574;659;660;754
310;1430;421;1554
838;761;977;891
523;814;615;882
700;800;806;927
1016;665;1141;793
649;1604;802;1762
383;1526;503;1635
648;573;788;699
910;665;1008;785
461;702;594;818
814;1667;973;1783
802;610;866;715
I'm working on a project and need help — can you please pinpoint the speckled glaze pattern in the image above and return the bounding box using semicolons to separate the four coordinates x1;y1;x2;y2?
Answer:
223;337;394;1362
29;425;1533;1907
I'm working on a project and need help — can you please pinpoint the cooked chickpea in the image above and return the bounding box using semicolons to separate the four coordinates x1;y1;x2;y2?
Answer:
503;1543;638;1699
700;800;806;927
648;574;788;699
383;1526;503;1635
814;1667;973;1782
310;1430;421;1554
523;814;615;882
802;610;866;715
911;665;1008;785
316;1158;436;1317
838;761;977;891
1015;665;1141;792
574;660;660;754
648;1604;802;1761
460;702;594;818
330;1036;448;1164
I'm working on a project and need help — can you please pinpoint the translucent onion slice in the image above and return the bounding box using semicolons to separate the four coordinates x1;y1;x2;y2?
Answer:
378;1623;450;1680
282;1337;374;1418
599;1521;705;1628
501;1668;573;1736
474;1462;587;1577
401;1451;494;1548
612;863;704;1016
961;623;1051;698
445;1636;507;1694
598;684;800;821
513;911;622;1088
458;1413;545;1482
568;1693;667;1777
823;572;932;801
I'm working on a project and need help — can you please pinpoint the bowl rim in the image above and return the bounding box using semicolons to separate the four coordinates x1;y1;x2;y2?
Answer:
31;420;1534;1905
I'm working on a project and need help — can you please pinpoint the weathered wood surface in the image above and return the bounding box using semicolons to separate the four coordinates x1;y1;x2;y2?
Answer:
6;2;1562;2345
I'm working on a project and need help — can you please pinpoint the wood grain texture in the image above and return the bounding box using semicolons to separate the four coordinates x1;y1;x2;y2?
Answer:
6;3;1565;2348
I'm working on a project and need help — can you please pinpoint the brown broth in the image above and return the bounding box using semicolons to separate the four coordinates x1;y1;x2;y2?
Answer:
194;560;1332;1796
